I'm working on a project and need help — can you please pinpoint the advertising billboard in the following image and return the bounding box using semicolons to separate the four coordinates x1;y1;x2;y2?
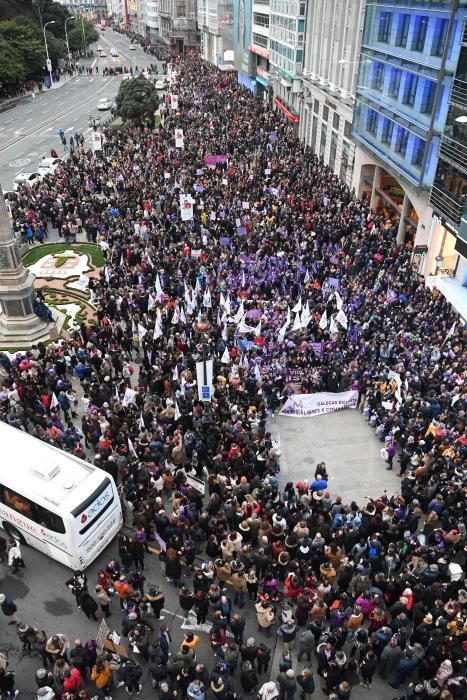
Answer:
233;0;253;76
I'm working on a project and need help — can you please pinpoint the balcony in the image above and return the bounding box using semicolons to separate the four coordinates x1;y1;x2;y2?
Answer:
439;135;467;172
451;77;467;109
429;184;465;231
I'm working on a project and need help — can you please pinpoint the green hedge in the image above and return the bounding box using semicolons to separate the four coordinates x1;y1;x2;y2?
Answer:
23;243;104;268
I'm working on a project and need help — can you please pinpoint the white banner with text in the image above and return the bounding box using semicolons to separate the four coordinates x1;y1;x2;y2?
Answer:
279;390;358;418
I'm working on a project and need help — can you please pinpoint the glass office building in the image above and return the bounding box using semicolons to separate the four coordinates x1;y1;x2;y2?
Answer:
352;1;467;299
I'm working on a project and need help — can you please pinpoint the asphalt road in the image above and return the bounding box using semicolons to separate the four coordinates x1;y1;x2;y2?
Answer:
0;28;162;191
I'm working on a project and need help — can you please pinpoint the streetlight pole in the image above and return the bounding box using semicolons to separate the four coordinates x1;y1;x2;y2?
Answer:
43;20;55;88
81;14;87;57
65;16;75;66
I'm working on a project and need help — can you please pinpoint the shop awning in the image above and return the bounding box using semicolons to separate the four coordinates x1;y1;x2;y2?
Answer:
426;275;467;323
273;97;299;124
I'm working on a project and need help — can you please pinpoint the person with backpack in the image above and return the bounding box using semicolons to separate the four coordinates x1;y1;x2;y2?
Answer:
0;594;19;625
121;660;142;695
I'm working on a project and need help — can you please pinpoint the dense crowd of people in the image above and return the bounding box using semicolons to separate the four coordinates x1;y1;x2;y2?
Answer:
0;45;466;700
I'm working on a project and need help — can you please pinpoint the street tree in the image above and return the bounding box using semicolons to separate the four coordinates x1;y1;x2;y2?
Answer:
115;76;160;126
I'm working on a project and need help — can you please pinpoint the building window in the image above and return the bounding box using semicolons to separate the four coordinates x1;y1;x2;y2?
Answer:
395;13;410;48
412;137;425;167
402;73;418;107
411;15;429;52
381;118;394;145
313;99;319;114
371;62;384;91
253;13;270;28
366;108;378;136
333;113;340;130
420;79;436;114
389;68;402;99
344;120;351;139
431;18;448;57
311;116;318;150
320;124;327;156
394;126;409;155
322;105;329;122
252;33;268;48
377;11;392;43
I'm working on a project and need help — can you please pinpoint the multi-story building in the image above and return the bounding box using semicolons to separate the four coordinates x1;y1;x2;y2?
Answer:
298;0;366;186
351;0;467;259
198;0;234;67
158;0;198;51
268;0;306;122
426;31;467;290
250;0;272;98
142;0;160;39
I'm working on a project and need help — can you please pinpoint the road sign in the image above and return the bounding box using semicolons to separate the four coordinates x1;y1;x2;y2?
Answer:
201;385;211;401
46;59;52;72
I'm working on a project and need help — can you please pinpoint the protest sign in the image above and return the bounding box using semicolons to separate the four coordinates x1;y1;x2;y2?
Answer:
280;390;358;418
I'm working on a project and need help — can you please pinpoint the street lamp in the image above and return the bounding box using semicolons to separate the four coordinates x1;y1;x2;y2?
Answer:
65;16;75;65
43;20;55;88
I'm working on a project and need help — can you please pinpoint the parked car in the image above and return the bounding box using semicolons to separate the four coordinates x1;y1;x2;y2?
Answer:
110;48;118;57
97;98;113;111
38;157;62;177
155;78;167;90
13;172;42;191
99;50;107;57
129;43;136;50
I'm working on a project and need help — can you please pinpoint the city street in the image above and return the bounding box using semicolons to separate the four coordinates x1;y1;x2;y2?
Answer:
0;29;162;191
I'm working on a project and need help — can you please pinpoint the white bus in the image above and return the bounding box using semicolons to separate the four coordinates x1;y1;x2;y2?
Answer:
0;422;123;570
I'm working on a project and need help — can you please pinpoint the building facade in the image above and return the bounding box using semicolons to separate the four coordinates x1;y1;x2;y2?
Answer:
199;0;234;67
268;0;306;120
351;0;467;259
158;0;198;51
232;0;273;96
298;0;366;186
426;31;467;289
143;0;160;39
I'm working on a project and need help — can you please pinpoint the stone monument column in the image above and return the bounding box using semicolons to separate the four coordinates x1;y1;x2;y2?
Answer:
0;187;51;348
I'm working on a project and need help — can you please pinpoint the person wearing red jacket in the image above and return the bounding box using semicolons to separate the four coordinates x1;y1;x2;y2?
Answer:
63;666;82;695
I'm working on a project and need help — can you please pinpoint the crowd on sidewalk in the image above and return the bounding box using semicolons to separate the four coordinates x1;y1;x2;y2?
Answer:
0;49;466;700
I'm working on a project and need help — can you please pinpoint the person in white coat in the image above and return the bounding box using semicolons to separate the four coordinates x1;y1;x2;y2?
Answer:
7;540;24;574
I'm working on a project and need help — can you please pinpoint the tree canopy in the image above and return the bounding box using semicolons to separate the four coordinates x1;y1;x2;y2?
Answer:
115;76;160;126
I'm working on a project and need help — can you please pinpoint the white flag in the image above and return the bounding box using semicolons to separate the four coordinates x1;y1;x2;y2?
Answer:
304;269;310;284
292;312;302;331
222;323;228;341
254;320;262;337
237;318;256;334
180;306;186;324
286;307;291;327
50;392;59;409
319;310;328;330
128;437;137;455
221;346;230;364
242;355;250;370
254;364;262;382
232;301;245;324
220;292;226;308
278;320;289;343
138;412;145;430
171;306;180;325
330;315;339;334
148;293;155;311
446;321;457;339
241;270;246;288
172;365;179;381
155;273;164;301
138;324;148;342
153;318;163;340
174;401;181;421
335;291;344;310
336;309;348;329
203;287;212;308
292;297;302;313
301;302;311;328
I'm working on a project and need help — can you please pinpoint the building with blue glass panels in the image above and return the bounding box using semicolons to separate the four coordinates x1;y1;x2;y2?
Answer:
351;0;467;286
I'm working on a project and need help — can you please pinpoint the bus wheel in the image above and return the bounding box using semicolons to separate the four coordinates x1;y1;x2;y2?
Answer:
2;523;26;545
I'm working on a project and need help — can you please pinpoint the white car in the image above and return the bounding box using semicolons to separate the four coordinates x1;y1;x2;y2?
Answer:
99;50;107;57
97;98;113;110
38;157;62;177
13;172;42;191
110;48;118;57
129;44;136;50
97;45;103;52
155;78;167;90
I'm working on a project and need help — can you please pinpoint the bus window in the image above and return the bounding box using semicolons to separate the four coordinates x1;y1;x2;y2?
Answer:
0;485;66;534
